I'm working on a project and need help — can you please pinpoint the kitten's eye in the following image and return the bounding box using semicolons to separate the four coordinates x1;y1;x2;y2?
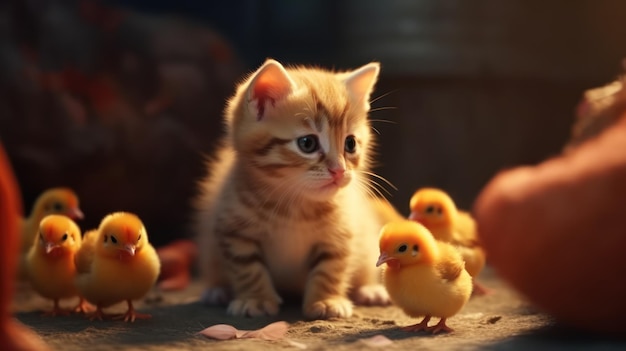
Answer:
110;235;118;244
297;135;320;154
398;244;408;253
61;233;68;241
344;135;357;153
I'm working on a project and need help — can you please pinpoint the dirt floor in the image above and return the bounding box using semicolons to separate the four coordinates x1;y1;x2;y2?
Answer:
12;268;626;351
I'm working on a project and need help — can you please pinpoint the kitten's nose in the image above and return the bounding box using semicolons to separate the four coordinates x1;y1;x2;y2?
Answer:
329;167;345;181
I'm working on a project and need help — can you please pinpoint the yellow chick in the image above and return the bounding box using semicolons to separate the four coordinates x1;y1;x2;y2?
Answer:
408;187;488;294
19;188;84;279
377;221;472;333
75;212;160;322
25;215;89;315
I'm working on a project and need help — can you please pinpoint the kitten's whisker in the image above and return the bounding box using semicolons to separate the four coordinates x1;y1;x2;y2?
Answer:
365;178;391;198
370;126;381;135
370;90;398;105
369;106;398;113
354;179;382;200
369;119;398;124
360;171;398;191
354;174;387;199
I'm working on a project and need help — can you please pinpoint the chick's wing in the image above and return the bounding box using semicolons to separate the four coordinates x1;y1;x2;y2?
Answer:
435;245;466;282
75;230;97;274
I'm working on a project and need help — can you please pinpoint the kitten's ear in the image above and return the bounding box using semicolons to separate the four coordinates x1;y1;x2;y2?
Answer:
343;62;380;111
246;59;296;120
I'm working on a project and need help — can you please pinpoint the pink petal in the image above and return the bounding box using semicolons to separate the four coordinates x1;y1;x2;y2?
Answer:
286;339;308;349
256;321;289;340
198;324;239;340
361;335;394;347
241;321;289;340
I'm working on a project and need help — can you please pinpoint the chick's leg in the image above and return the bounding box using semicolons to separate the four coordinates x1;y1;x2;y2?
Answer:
402;316;431;332
115;300;151;323
73;297;94;314
42;299;70;316
88;304;113;321
428;318;454;334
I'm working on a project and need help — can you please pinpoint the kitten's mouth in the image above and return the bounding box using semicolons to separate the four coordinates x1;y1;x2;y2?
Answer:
319;178;349;191
320;182;339;190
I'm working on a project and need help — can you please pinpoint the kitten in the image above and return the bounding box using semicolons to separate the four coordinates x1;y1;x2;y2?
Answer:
194;59;403;319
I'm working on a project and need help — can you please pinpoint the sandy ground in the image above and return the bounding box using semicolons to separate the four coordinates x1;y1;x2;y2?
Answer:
12;268;626;351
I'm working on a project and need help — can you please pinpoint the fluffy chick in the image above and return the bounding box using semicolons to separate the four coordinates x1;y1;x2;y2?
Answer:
409;187;488;294
19;188;84;279
75;212;160;322
377;220;472;333
25;215;88;315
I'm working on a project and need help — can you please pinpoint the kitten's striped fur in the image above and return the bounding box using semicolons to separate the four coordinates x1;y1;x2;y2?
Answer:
194;59;403;319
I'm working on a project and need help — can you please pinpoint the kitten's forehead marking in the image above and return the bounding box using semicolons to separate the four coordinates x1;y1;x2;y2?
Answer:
302;116;330;154
313;102;326;132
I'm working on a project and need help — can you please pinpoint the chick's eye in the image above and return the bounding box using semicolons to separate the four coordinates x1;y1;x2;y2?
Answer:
297;135;320;154
61;233;68;241
110;235;118;244
344;135;357;153
137;234;141;242
52;202;63;211
424;205;435;214
398;244;408;253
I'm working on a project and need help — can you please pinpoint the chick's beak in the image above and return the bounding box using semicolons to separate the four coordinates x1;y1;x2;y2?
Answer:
45;242;57;254
408;211;420;221
376;252;395;267
123;244;136;256
68;207;84;220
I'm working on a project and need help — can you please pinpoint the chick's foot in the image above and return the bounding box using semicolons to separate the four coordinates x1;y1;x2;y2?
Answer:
401;316;431;332
115;300;151;322
73;297;95;314
42;299;71;316
87;306;114;321
427;318;454;334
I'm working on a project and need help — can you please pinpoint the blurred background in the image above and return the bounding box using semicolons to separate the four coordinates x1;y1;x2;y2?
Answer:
2;0;626;247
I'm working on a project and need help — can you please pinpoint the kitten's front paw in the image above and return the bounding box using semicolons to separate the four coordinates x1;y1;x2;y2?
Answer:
227;297;282;317
200;287;231;306
352;284;391;306
304;297;353;320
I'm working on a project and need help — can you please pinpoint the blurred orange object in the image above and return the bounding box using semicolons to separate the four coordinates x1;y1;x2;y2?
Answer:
474;111;626;336
157;239;198;291
0;143;51;350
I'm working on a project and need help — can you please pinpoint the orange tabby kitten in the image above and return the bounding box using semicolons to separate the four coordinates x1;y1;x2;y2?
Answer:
194;59;403;319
